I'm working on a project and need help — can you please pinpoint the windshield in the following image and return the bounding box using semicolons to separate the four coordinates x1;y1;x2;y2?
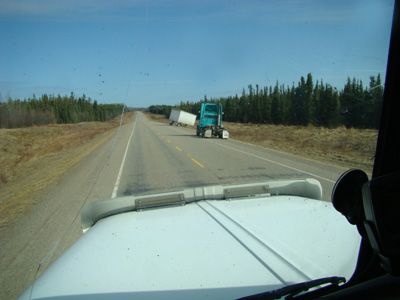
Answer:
0;1;394;299
205;105;218;114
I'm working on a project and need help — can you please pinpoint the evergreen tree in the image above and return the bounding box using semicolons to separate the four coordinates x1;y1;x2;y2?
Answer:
271;82;281;124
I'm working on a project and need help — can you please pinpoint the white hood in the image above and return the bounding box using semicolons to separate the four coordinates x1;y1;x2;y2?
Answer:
19;180;361;300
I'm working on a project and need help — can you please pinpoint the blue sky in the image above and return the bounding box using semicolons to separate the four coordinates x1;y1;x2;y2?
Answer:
0;0;394;107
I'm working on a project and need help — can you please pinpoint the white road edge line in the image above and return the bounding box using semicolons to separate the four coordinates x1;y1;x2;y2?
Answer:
111;120;137;198
213;142;335;184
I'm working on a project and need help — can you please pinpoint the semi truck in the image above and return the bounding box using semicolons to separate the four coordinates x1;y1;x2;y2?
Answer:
196;103;229;139
168;109;196;127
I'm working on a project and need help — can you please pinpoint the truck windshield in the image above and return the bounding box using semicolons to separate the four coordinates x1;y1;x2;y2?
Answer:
205;105;218;114
0;1;393;299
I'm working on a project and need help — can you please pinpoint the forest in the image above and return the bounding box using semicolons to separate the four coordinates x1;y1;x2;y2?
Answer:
149;73;384;129
1;73;383;129
0;92;124;128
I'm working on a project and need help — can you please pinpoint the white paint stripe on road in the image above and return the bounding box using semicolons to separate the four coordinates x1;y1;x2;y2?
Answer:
111;121;137;198
213;142;336;183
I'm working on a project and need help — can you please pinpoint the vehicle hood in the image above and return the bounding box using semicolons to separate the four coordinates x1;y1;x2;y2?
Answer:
19;180;361;300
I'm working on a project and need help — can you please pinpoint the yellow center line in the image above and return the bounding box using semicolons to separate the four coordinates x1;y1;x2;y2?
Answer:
167;139;171;143
176;146;182;151
217;175;229;184
187;154;192;158
191;158;204;168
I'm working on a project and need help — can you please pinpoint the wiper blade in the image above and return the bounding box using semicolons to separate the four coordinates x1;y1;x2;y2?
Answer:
239;276;346;300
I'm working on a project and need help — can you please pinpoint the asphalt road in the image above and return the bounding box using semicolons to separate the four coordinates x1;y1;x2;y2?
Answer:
115;112;345;201
1;111;348;300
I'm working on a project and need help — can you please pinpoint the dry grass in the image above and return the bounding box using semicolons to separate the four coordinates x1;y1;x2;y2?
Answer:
0;112;135;229
225;123;377;172
145;112;378;172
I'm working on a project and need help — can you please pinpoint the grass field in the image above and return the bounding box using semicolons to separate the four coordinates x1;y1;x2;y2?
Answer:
0;112;135;229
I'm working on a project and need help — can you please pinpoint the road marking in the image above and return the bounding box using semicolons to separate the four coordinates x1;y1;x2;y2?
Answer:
155;129;203;169
111;121;136;198
213;142;335;183
192;158;204;168
217;174;229;184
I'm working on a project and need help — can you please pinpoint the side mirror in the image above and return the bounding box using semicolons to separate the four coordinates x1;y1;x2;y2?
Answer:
362;172;400;276
333;169;400;276
332;169;368;226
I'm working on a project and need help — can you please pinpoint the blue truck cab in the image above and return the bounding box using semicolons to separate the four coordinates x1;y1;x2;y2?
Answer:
196;103;229;139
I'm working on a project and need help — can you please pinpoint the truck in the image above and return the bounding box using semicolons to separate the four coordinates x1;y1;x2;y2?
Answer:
169;109;196;127
196;103;229;139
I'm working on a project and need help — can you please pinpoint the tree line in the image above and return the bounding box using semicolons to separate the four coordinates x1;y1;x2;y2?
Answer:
148;73;384;129
0;92;124;128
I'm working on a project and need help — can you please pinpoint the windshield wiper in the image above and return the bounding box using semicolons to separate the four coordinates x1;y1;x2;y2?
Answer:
239;276;346;300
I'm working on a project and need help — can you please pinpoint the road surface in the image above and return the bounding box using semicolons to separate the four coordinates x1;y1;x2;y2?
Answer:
115;113;343;201
0;112;348;300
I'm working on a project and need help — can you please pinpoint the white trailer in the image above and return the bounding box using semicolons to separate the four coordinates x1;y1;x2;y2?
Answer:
169;109;196;127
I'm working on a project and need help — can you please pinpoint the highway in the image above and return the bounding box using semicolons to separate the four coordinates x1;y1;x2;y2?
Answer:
1;111;348;300
115;112;344;201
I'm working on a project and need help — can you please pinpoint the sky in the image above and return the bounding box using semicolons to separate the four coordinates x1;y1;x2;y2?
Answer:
0;0;395;108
